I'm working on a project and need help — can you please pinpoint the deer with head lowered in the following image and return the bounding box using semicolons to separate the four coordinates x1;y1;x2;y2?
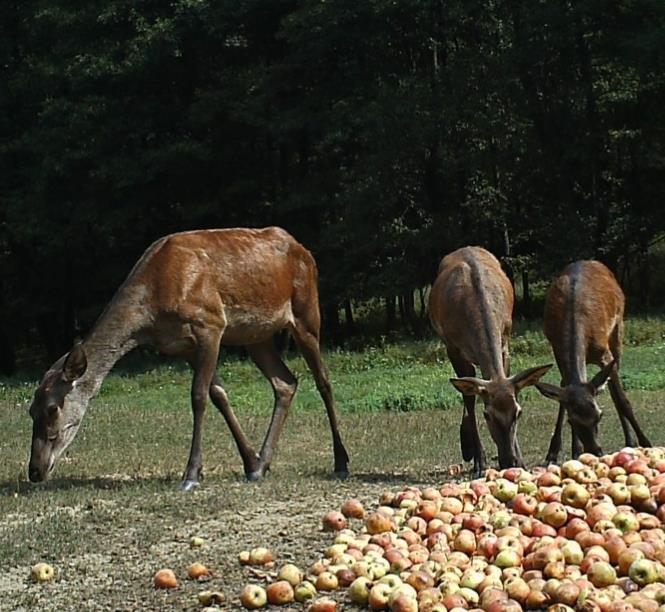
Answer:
27;227;349;490
534;260;651;463
429;246;552;477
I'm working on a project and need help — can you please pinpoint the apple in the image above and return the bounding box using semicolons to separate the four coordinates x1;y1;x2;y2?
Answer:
347;576;372;605
606;482;631;505
494;548;522;569
555;582;581;607
453;529;476;555
612;510;640;534
368;582;392;610
153;568;177;589
198;590;225;605
587;560;617;588
540;502;568;528
308;597;338;612
489;510;512;529
322;510;348;532
316;571;339;592
504;577;529;604
240;584;268;609
561;540;584;565
29;561;55;584
341;498;366;519
294;580;317;603
277;563;303;586
366;512;394;535
249;546;273;566
561;482;590;508
238;550;251;565
629;483;652;505
186;562;210;580
513;493;538;515
266;580;295;605
561;459;585;478
628;558;660;586
494;479;519;502
405;570;434;592
189;535;205;548
618;548;646;575
336;568;356;588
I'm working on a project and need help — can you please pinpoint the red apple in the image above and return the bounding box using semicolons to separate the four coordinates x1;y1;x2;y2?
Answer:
266;580;295;605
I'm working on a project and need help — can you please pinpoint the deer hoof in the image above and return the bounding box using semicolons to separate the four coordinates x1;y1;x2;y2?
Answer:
180;479;200;492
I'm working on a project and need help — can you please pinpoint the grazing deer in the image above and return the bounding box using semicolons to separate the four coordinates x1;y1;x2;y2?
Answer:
534;260;651;463
27;227;349;491
429;246;552;476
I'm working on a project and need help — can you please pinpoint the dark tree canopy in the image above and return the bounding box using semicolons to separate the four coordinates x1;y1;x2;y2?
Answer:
1;0;665;370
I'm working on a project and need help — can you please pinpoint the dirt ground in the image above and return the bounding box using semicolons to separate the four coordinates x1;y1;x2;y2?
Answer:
1;468;446;612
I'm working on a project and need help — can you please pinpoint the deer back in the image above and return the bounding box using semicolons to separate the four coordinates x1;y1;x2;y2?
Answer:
429;246;513;377
128;227;315;347
543;260;624;378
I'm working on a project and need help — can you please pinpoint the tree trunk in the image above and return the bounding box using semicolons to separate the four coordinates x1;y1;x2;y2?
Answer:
343;298;354;333
385;296;396;330
400;291;416;325
0;328;16;375
521;269;531;313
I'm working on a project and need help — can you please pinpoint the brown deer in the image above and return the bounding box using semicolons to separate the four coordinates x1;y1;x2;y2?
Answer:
534;260;651;463
429;246;552;477
27;227;349;490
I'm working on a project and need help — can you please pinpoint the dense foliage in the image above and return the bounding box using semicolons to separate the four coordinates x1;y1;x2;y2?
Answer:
2;0;665;371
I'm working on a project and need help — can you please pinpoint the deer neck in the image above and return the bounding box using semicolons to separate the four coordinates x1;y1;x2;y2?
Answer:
563;275;588;385
70;284;149;404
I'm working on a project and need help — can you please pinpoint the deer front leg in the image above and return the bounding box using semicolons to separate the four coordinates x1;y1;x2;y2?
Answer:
464;396;486;478
570;423;583;459
209;375;261;478
544;402;566;465
608;368;652;448
448;348;485;477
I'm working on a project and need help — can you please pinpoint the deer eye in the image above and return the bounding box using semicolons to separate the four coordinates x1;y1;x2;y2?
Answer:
47;431;59;442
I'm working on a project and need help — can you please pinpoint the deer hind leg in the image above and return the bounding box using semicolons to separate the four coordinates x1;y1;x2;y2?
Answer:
290;320;349;475
607;366;652;448
181;331;222;491
246;339;299;479
209;374;261;478
447;347;486;478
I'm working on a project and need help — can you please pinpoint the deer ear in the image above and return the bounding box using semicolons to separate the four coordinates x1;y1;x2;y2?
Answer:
590;360;615;392
534;381;563;401
510;364;553;392
62;343;87;382
450;377;488;396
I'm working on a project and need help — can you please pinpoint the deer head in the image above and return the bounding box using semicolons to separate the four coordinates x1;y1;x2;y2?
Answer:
28;343;88;482
450;364;552;468
535;361;615;456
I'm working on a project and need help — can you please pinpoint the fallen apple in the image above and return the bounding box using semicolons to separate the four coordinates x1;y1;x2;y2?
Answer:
31;562;55;583
153;568;177;589
239;584;268;609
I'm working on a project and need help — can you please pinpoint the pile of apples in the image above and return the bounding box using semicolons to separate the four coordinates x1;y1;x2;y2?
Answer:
239;446;665;611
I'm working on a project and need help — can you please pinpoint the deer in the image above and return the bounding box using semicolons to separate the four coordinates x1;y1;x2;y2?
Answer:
428;246;552;477
27;226;349;491
533;260;652;463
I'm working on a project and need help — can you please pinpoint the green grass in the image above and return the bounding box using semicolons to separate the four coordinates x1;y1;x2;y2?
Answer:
1;317;665;610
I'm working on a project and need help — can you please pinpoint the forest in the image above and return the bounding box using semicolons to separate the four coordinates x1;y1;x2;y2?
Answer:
2;0;665;373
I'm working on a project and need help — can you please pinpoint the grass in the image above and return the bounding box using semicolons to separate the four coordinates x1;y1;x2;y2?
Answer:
1;316;665;610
